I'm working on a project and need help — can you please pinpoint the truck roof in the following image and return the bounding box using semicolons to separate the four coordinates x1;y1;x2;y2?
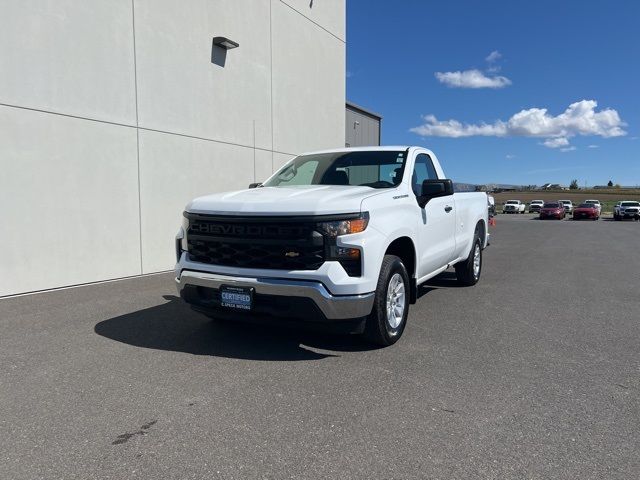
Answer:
299;146;430;156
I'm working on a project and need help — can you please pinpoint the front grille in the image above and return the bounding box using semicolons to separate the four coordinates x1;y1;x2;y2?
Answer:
186;214;325;271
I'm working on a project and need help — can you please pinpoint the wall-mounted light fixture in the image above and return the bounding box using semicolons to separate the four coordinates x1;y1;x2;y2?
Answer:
212;36;239;50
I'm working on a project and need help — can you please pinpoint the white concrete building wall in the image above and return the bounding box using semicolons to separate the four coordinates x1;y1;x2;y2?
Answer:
0;0;345;296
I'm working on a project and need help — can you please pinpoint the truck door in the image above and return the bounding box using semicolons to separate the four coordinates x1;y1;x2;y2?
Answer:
412;153;456;277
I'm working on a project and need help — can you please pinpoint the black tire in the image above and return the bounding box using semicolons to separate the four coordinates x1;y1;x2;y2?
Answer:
364;255;410;347
455;234;482;287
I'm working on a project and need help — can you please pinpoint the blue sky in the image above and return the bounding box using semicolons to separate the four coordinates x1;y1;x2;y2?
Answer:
346;0;640;186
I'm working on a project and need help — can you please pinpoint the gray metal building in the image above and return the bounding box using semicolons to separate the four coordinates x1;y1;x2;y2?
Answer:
345;101;381;147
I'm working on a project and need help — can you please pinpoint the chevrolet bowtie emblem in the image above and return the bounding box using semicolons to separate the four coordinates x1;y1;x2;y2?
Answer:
284;251;300;257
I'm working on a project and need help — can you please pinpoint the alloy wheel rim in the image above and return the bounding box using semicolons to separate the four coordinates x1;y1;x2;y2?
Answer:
386;273;406;329
473;244;481;279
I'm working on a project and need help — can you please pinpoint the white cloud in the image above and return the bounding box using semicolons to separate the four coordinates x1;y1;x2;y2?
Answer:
486;50;502;63
436;51;510;89
505;154;516;159
560;146;577;152
587;144;599;148
542;137;570;148
346;71;353;78
435;69;512;89
410;100;627;149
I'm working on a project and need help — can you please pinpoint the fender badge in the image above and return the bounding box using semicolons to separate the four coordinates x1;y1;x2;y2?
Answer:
285;251;300;257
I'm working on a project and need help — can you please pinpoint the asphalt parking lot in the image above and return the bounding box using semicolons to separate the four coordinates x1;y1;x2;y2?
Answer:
1;215;639;480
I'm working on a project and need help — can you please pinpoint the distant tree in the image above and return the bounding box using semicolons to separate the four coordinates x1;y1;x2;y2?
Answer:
607;180;614;187
569;179;579;190
614;183;621;189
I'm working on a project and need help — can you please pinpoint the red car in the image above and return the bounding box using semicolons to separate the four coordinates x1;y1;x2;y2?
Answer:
573;203;600;220
539;202;565;220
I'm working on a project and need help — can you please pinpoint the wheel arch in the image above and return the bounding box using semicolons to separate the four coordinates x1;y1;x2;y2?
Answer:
476;218;487;248
384;236;418;304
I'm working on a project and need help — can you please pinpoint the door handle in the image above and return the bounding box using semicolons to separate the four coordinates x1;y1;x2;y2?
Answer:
444;205;453;213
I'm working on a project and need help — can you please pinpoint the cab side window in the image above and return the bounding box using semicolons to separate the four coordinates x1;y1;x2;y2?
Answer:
412;154;438;195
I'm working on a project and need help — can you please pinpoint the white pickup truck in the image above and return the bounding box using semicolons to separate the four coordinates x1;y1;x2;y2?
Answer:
175;147;488;346
502;200;526;214
614;201;640;220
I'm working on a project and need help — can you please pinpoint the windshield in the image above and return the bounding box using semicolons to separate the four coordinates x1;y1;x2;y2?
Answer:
585;200;599;204
621;201;640;207
578;203;594;208
544;203;560;208
506;201;519;204
532;200;543;204
263;151;407;189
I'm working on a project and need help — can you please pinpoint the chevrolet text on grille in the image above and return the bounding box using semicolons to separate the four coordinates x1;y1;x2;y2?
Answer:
191;223;307;237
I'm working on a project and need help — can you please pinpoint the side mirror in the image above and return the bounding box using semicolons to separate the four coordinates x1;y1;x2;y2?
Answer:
418;179;453;208
248;182;262;189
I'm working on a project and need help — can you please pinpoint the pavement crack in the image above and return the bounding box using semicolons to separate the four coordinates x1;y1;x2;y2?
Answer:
112;419;157;445
141;420;157;430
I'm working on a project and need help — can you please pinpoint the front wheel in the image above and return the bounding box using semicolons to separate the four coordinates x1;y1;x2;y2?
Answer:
364;255;410;346
455;236;482;286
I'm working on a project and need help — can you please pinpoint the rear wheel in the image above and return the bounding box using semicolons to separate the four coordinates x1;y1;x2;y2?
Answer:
455;234;482;286
364;255;409;346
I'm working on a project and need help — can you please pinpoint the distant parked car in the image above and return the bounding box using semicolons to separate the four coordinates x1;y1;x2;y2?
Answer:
584;199;602;215
539;202;566;220
503;200;526;214
528;200;544;213
613;201;640;221
573;203;599;220
558;200;574;215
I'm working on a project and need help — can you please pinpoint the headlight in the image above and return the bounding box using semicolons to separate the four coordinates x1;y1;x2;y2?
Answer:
180;214;189;252
316;213;369;237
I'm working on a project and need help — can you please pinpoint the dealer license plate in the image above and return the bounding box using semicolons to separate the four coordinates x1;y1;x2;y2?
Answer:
220;285;253;311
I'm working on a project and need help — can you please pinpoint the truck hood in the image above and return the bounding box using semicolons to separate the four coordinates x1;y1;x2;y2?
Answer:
186;185;380;216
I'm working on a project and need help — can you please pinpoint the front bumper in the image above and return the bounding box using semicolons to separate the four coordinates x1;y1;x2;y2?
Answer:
176;270;375;320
